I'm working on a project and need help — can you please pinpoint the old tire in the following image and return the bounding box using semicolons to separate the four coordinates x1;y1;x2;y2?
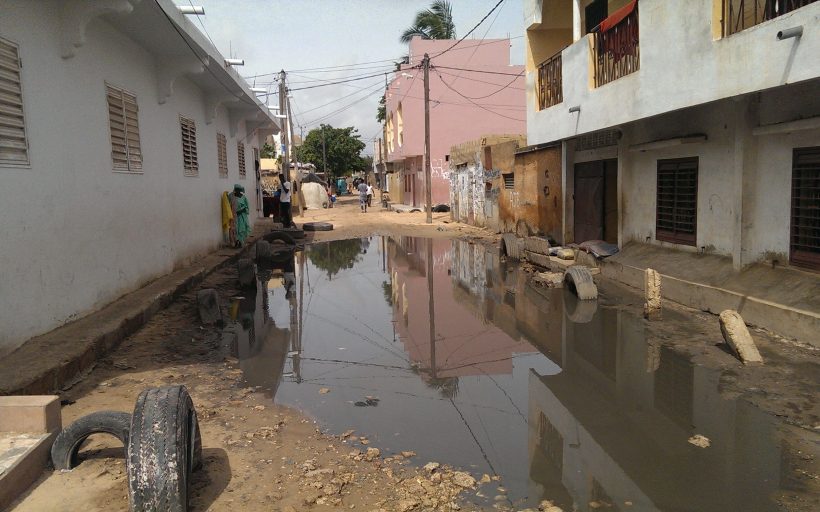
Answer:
303;222;333;231
501;233;521;260
563;288;597;323
263;231;296;245
51;411;131;470
564;266;598;300
127;386;202;512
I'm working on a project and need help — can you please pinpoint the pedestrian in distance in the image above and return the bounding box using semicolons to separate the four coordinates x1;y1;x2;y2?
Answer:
358;180;368;212
366;183;374;208
279;173;294;228
232;184;250;247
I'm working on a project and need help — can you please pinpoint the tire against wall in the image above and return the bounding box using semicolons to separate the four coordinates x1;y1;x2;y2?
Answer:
127;386;202;512
51;410;131;470
564;266;599;300
263;231;296;245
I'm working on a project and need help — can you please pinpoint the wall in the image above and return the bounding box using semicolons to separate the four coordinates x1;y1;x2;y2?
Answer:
526;0;820;145
0;1;263;352
505;145;562;237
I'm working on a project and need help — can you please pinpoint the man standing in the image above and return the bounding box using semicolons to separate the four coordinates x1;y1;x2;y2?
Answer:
279;174;293;228
357;180;368;213
366;182;374;208
233;184;250;247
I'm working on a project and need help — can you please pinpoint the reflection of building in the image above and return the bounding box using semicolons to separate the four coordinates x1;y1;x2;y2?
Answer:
386;237;537;378
527;309;788;511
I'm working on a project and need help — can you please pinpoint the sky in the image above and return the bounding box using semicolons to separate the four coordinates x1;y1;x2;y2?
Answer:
173;0;525;154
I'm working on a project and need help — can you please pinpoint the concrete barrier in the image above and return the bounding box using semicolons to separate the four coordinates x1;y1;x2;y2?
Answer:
719;310;764;364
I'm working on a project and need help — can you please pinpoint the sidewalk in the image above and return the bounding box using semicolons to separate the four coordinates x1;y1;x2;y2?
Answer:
600;242;820;346
0;220;273;396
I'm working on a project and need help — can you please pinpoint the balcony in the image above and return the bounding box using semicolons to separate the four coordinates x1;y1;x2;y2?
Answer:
723;0;818;36
537;51;563;110
592;0;640;87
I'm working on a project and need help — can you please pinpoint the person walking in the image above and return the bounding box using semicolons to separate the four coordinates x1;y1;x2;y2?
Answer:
232;184;250;247
357;180;368;213
366;183;374;208
279;173;293;228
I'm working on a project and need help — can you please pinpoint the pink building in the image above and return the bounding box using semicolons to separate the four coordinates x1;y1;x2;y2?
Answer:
384;37;525;206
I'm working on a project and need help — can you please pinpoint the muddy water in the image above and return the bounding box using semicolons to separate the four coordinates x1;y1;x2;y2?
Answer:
225;236;813;511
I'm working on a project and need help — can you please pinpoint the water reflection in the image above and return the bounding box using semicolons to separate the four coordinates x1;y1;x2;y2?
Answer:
226;236;814;511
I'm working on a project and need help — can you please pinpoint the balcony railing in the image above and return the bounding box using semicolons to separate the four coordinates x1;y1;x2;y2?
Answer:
723;0;817;36
537;51;563;110
593;2;639;87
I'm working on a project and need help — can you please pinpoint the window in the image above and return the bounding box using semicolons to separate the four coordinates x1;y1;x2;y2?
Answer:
180;116;198;176
503;173;514;190
217;132;228;178
790;147;820;270
722;0;818;37
106;83;142;172
0;37;29;166
397;102;404;147
656;158;698;245
237;141;246;179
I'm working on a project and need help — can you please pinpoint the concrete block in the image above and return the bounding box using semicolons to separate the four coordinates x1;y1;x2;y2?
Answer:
719;310;763;364
237;258;257;289
556;248;575;260
196;289;222;325
575;250;598;268
0;396;61;434
525;250;551;268
524;236;551;256
644;268;662;319
0;432;53;511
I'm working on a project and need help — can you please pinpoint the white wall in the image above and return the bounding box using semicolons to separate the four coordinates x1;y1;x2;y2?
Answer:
527;0;820;145
0;1;262;353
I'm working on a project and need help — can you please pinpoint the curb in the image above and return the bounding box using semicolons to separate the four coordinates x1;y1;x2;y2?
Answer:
0;231;265;396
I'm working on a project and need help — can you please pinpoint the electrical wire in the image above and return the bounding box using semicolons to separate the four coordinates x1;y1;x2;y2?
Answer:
290;70;400;91
431;67;524;122
187;0;217;51
437;69;523;100
302;82;386;127
296;78;386;115
435;68;524;90
432;65;524;76
431;0;507;58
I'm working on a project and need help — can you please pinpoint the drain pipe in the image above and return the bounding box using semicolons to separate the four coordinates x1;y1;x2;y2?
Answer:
777;26;803;40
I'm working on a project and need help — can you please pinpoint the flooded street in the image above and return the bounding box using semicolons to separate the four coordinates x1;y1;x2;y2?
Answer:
226;236;817;511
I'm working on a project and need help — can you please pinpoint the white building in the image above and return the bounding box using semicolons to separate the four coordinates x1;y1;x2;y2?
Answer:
525;0;820;271
0;0;279;354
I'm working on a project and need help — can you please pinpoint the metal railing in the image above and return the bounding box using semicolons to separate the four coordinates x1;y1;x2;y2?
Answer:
537;51;563;110
593;5;639;87
723;0;817;36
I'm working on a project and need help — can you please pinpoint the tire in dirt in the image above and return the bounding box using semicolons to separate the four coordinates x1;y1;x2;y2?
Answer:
302;222;333;231
127;385;202;512
263;231;296;245
50;410;131;470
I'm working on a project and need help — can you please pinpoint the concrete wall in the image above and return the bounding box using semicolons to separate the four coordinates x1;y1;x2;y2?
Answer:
0;1;265;352
509;145;563;238
526;0;820;144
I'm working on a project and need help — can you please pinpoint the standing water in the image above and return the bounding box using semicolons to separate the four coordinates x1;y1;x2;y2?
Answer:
224;236;815;511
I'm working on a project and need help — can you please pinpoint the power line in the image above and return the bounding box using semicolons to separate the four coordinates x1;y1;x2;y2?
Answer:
435;68;524;90
289;70;397;91
431;67;524;122
302;82;386;127
433;65;524;76
286;67;395;85
296;78;386;115
431;0;507;58
436;68;523;100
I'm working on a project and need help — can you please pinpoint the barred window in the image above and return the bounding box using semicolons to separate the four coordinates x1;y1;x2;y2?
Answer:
656;158;698;245
106;83;142;172
503;173;514;190
217;132;228;178
237;141;246;179
790;147;820;270
0;37;29;166
180;115;198;176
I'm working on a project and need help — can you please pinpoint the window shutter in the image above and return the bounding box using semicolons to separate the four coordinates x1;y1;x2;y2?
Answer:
122;90;142;170
237;142;246;178
0;37;29;166
106;84;142;172
181;116;198;176
217;133;228;178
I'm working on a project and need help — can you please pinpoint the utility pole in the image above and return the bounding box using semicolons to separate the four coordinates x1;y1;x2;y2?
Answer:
422;53;432;224
287;95;304;218
278;70;289;181
322;125;328;178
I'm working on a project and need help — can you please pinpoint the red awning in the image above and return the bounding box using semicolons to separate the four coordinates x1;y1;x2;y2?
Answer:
598;0;638;33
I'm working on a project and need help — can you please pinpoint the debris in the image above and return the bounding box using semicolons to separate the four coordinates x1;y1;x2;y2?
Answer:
341;429;355;439
533;271;563;287
479;474;492;484
196;288;222;324
539;500;563;512
452;471;476;488
555;248;575;260
397;499;420;511
400;450;416;458
423;462;440;472
365;447;381;461
643;268;662;319
688;434;711;448
719;310;763;364
319;387;330;394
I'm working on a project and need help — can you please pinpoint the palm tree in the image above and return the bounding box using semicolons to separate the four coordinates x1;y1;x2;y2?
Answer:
400;0;456;43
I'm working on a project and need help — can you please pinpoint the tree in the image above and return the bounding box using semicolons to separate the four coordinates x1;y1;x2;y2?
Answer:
260;142;276;159
376;95;386;123
400;0;456;43
294;124;367;180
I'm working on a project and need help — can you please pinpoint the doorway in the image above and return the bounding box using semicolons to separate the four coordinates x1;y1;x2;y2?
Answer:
574;159;618;243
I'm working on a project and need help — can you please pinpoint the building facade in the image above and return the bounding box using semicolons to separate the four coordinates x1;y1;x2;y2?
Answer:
525;0;820;270
0;0;278;354
384;36;526;207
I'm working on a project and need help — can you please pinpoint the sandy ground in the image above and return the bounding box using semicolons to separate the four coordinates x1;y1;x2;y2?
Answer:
9;196;820;512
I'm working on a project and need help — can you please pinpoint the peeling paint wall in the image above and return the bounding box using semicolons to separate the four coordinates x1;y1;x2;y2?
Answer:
503;145;563;238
